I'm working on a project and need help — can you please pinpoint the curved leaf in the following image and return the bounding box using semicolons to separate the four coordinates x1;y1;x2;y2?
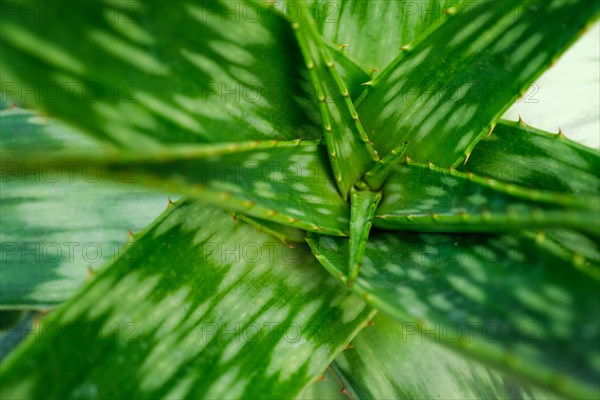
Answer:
308;0;464;70
356;0;599;166
0;200;374;399
0;0;322;148
461;119;600;198
333;314;559;399
374;161;599;235
0;108;167;308
290;0;378;198
2;141;351;236
306;231;600;399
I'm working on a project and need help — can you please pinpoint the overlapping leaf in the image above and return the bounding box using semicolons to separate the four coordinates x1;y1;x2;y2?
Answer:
2;140;351;236
374;161;599;235
308;0;464;70
461;120;600;276
289;0;378;198
356;0;600;166
0;0;322;148
0;200;374;399
307;231;600;399
333;314;558;399
0;108;167;308
460;119;600;198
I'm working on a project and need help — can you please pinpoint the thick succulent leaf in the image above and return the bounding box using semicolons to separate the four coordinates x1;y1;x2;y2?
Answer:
333;314;559;399
461;119;600;198
297;367;347;400
461;120;600;278
326;43;370;100
0;0;322;148
3;141;351;236
1;312;35;361
308;0;464;70
349;190;381;284
0;200;374;399
374;161;599;235
0;108;167;308
363;140;408;190
290;0;378;199
235;214;306;244
306;232;600;399
356;0;600;166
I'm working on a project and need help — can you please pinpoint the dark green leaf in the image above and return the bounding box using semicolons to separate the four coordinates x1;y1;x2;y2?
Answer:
356;0;599;166
0;200;374;399
334;314;559;399
0;0;322;147
290;0;378;198
374;161;599;235
307;231;600;399
0;108;167;308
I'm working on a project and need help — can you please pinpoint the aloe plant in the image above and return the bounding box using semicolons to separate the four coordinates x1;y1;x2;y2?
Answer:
1;0;599;399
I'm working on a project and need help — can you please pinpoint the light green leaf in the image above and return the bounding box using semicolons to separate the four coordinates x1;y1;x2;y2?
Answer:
334;314;560;399
235;214;307;244
308;0;463;70
363;140;408;190
0;200;374;399
356;0;599;166
374;161;599;235
461;119;600;278
0;108;167;308
306;231;600;399
0;0;322;148
289;0;378;199
349;190;381;284
2;141;351;236
461;119;600;198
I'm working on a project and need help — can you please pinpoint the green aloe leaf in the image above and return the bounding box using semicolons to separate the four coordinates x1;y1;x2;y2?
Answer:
349;190;381;285
235;214;307;244
0;200;374;399
289;0;378;199
0;0;322;148
461;119;600;278
356;0;599;166
460;119;600;198
308;0;464;70
325;43;371;100
306;231;600;399
373;161;599;235
333;314;559;399
0;108;167;308
2;141;351;236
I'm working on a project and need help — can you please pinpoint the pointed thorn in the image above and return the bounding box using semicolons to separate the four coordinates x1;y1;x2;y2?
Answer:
361;80;374;86
518;115;526;125
487;124;495;137
463;153;471;165
367;320;375;326
316;375;326;382
231;213;238;223
558;127;565;138
86;266;96;279
127;229;135;240
399;44;411;51
344;343;354;350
